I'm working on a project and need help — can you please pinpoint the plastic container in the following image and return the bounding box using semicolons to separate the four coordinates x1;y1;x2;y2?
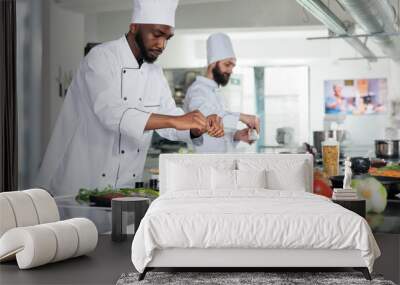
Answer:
55;196;112;234
322;138;340;177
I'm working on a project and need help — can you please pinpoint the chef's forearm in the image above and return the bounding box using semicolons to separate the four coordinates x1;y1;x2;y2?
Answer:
239;113;246;123
144;113;176;130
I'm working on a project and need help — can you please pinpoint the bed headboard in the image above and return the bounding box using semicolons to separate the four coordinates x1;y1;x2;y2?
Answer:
159;153;314;195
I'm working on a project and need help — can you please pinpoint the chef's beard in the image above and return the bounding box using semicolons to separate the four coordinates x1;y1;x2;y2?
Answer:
135;30;157;63
212;63;231;86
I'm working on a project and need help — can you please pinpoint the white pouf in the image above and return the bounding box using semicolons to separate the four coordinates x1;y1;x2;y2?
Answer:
24;189;60;223
0;196;17;237
0;226;57;269
42;221;79;262
65;218;98;257
1;191;39;227
0;218;98;269
0;189;98;269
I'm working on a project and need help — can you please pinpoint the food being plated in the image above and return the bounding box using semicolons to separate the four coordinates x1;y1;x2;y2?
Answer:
369;164;400;178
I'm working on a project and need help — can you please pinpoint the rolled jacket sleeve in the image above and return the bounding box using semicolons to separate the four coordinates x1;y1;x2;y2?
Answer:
222;111;240;130
83;48;150;143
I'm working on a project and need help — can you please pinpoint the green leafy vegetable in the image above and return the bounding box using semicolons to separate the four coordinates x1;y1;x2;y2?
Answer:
75;185;159;203
380;164;400;171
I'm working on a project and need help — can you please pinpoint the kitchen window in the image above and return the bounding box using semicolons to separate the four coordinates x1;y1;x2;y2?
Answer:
259;65;310;149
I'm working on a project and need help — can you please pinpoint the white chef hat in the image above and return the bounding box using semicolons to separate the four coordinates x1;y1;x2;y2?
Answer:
207;33;236;65
131;0;179;28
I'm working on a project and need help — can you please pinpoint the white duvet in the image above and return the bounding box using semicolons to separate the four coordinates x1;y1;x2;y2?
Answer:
131;189;380;273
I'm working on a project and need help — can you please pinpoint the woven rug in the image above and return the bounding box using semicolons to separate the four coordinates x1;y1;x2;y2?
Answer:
116;271;396;285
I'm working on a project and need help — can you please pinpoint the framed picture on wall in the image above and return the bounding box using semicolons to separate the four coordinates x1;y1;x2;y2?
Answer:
324;78;387;115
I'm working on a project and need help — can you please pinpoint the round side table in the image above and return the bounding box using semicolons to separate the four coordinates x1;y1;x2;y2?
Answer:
111;197;150;242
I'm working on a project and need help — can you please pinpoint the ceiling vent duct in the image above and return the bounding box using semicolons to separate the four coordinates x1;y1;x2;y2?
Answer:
338;0;400;62
297;0;377;61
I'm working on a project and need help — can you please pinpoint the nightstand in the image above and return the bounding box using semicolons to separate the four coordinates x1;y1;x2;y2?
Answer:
332;199;366;218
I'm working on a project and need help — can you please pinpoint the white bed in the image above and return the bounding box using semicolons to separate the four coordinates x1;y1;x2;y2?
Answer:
131;154;380;281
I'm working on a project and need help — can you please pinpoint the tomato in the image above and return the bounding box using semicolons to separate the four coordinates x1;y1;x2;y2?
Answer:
313;178;333;198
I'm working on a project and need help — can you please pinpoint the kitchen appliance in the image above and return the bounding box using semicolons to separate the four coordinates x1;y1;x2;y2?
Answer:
276;127;294;146
375;140;399;159
149;179;157;190
173;85;184;105
313;130;346;156
350;157;371;175
135;181;144;188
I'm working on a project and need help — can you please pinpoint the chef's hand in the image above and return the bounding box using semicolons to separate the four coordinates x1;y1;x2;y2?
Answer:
234;128;255;144
189;128;203;138
173;110;207;132
206;114;224;138
240;114;260;133
190;114;224;138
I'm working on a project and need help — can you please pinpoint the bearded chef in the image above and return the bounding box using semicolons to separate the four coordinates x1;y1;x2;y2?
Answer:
183;33;259;153
35;0;224;196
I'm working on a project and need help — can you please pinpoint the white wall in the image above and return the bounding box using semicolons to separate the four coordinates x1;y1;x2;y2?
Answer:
175;0;323;29
84;13;98;43
17;0;85;186
45;1;85;141
390;61;400;98
17;0;44;188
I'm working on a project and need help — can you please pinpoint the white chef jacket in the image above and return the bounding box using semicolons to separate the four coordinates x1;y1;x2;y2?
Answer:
183;76;240;153
36;35;201;196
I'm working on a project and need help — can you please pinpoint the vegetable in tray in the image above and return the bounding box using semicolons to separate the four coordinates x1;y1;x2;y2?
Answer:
76;185;159;206
369;164;400;178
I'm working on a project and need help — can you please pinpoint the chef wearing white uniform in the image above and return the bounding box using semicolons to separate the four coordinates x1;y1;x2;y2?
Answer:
184;33;260;153
36;0;224;196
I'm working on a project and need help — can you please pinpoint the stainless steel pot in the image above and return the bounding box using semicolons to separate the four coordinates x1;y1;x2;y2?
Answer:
375;140;399;158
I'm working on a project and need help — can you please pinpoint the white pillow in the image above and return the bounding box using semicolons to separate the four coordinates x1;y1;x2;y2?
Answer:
238;159;307;191
236;169;267;189
168;162;211;191
211;168;237;191
266;164;307;191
